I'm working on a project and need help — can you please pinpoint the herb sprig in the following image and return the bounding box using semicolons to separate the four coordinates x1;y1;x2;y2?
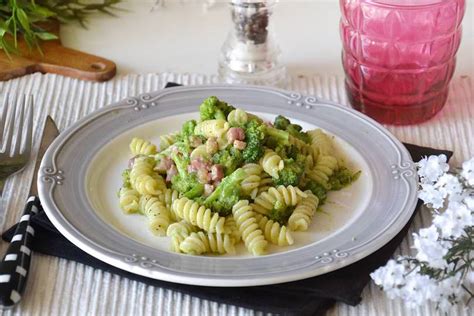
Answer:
0;0;121;57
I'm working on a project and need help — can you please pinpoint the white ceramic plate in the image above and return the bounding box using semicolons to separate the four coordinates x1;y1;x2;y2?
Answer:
38;85;417;286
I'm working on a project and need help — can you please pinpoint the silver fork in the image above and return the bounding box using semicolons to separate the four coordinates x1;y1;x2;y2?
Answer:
0;94;33;203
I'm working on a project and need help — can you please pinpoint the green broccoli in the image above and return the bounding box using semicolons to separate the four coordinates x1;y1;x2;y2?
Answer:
242;119;266;163
212;147;243;176
268;207;294;225
303;180;328;205
199;96;235;121
204;168;247;216
122;169;131;189
273;157;305;187
328;168;361;191
170;151;203;199
273;115;311;144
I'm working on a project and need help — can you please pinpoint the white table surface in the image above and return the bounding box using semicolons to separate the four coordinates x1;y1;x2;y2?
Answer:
0;1;473;316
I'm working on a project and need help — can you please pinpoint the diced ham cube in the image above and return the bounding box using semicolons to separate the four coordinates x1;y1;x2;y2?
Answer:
166;165;177;182
226;127;245;143
211;164;224;182
233;140;247;150
204;184;215;197
155;156;174;172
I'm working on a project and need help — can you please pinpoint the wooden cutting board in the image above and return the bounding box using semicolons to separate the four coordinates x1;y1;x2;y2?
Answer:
0;21;116;82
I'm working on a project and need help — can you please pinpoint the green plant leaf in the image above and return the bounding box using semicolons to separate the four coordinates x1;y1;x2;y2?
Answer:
35;31;57;40
16;8;31;32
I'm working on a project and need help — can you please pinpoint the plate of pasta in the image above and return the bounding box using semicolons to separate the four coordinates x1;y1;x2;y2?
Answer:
38;84;418;286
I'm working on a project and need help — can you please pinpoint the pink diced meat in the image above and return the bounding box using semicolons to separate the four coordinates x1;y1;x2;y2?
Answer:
211;164;224;182
226;127;245;143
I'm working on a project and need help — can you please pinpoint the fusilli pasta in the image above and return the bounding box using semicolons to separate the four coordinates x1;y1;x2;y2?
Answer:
254;214;293;246
167;220;197;252
227;109;248;126
252;185;307;216
194;119;230;138
306;155;338;189
288;192;319;231
119;187;140;214
160;132;178;151
130;157;166;195
172;197;226;234
260;149;284;178
179;231;236;255
139;195;171;236
232;200;267;256
130;137;157;156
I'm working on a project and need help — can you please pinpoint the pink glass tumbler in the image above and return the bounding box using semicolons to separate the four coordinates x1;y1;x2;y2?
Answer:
340;0;466;125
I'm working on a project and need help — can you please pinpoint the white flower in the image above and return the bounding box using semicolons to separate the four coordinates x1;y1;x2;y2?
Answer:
412;226;448;268
435;275;464;311
434;174;464;202
433;202;474;238
461;157;474;186
464;196;474;210
417;155;449;184
397;272;432;308
418;184;445;209
370;259;407;289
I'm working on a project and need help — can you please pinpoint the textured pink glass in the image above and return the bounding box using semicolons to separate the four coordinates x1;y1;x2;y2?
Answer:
340;0;466;125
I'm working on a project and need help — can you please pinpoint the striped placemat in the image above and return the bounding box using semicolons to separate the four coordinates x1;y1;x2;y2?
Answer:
0;73;472;316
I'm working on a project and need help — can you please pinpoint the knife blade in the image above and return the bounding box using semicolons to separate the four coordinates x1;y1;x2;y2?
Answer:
0;116;59;308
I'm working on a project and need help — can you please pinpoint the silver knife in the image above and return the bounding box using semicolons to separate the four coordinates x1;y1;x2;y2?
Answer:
0;116;59;308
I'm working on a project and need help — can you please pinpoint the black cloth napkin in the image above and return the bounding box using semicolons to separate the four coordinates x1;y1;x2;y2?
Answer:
1;83;454;315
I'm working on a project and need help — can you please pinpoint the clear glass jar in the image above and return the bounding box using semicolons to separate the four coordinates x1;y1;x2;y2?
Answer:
218;0;287;87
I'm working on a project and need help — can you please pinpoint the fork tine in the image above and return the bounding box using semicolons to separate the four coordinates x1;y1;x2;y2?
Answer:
23;95;33;156
2;94;16;156
0;93;9;143
11;94;25;156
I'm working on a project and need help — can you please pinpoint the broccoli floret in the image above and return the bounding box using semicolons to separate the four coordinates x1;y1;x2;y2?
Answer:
170;151;203;199
180;120;197;139
273;115;311;144
328;168;361;191
304;180;328;204
242;119;266;163
122;169;131;189
273;157;305;187
212;147;243;176
273;115;291;130
199;96;235;121
265;125;290;148
268;207;293;225
175;119;200;151
204;168;247;216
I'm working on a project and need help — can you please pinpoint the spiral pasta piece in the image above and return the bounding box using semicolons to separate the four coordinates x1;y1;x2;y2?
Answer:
224;215;241;241
190;144;210;161
288;192;319;231
194;119;230;138
130;157;165;195
232;200;267;256
260;149;284;178
240;163;262;197
160;132;178;151
139;195;171;236
119;187;140;214
289;135;319;164
252;185;307;216
179;231;236;255
172;197;226;234
130;137;157;156
158;189;181;221
167;220;198;252
227;109;248;126
308;129;335;156
306;155;338;189
254;214;293;246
